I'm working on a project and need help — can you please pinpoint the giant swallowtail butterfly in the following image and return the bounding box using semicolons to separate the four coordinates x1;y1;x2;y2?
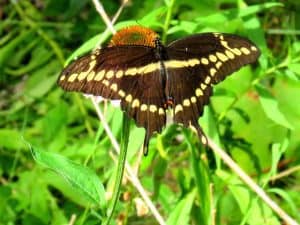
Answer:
58;26;260;154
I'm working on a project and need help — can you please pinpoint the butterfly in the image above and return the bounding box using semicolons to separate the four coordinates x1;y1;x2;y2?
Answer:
58;26;260;155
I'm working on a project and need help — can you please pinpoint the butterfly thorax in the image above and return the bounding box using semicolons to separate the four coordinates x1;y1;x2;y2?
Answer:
154;37;173;109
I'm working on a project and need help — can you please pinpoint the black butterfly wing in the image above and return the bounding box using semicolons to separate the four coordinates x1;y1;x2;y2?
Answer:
59;46;156;98
166;33;260;143
58;46;167;152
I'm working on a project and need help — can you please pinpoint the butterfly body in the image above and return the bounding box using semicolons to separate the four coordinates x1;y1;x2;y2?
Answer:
58;26;260;154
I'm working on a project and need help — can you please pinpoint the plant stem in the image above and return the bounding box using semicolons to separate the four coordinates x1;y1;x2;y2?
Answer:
104;113;130;225
162;0;175;44
91;98;166;225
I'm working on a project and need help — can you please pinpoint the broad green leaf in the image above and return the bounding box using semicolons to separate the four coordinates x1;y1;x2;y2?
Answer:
31;147;106;209
218;170;281;225
285;69;300;82
288;63;300;76
255;84;294;130
139;7;167;27
0;129;26;150
268;188;300;221
195;3;283;26
167;190;196;225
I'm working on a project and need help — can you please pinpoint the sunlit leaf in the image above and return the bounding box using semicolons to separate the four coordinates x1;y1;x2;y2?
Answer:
255;84;294;130
31;147;106;209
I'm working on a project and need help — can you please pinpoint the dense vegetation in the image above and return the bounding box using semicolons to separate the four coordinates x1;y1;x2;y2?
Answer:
0;0;299;224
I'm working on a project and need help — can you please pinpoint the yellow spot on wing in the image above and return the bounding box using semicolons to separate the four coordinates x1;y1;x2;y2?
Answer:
132;99;140;108
89;60;97;70
110;83;118;92
216;61;222;69
165;60;187;68
102;79;109;86
210;68;217;76
225;50;235;59
94;70;105;81
141;104;147;111
106;70;114;79
188;59;200;66
190;96;197;103
116;70;124;78
142;62;159;73
78;72;88;81
165;59;200;68
204;76;211;84
87;71;95;81
175;104;183;114
195;88;203;97
125;67;137;75
216;52;228;62
183;99;190;107
125;94;133;103
232;48;242;55
251;46;257;51
201;58;209;65
158;108;165;115
60;75;66;81
209;54;217;62
221;40;230;49
240;47;250;55
201;83;207;90
118;89;125;97
149;105;157;112
68;73;78;82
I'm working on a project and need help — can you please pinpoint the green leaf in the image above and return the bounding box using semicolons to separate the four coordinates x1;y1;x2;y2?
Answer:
31;147;106;209
0;129;26;150
268;188;300;221
288;63;300;76
167;190;196;225
255;84;294;130
195;3;283;26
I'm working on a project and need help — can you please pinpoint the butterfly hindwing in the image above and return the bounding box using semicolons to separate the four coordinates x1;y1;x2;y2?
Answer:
120;69;166;153
165;65;212;143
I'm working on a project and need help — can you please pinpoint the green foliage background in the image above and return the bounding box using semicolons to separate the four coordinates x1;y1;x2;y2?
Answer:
1;0;300;224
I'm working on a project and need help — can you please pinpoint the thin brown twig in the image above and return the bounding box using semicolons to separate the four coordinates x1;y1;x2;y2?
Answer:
271;165;300;182
92;0;115;34
68;214;77;225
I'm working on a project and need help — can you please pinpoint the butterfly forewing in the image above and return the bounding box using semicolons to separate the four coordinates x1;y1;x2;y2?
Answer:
167;33;260;83
58;45;158;99
58;45;167;152
165;33;260;143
